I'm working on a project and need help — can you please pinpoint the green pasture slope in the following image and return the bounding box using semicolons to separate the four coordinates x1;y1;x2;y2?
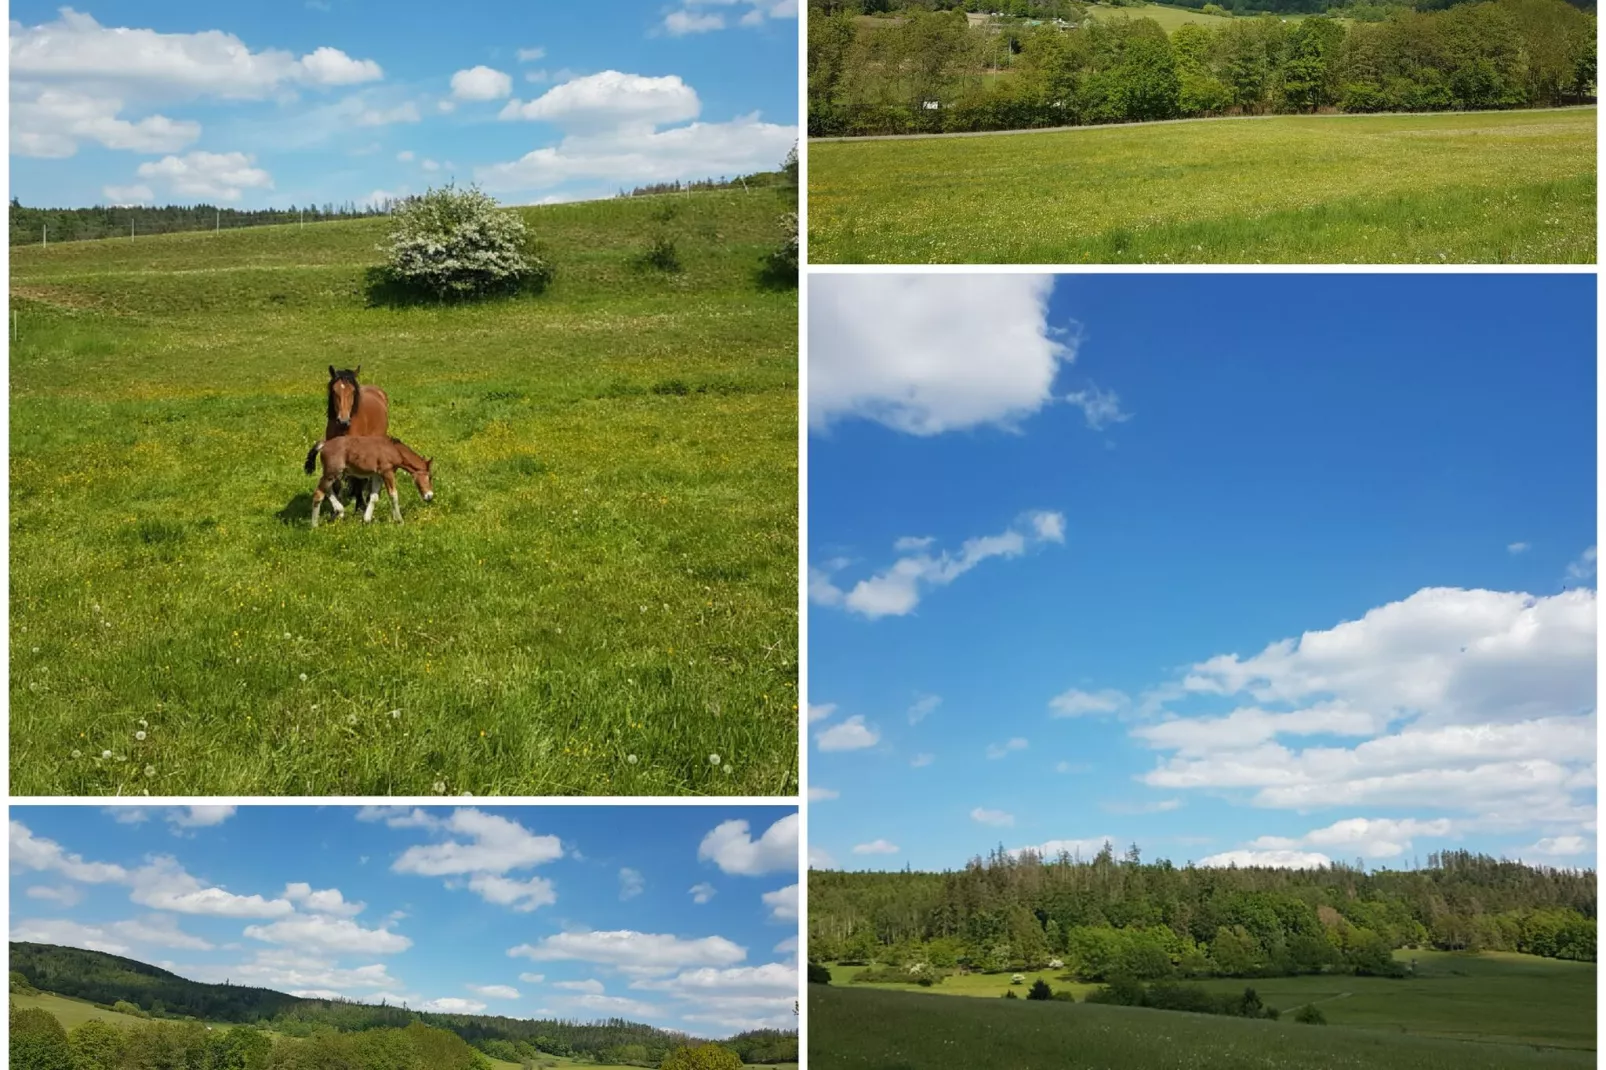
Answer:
12;991;168;1031
809;107;1596;263
10;188;798;796
810;979;1594;1070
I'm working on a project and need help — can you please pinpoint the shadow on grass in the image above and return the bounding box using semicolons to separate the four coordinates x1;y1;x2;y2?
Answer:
755;256;798;292
360;266;553;309
276;492;315;526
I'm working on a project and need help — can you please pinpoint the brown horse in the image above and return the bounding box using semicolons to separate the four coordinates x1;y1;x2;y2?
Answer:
308;436;434;528
302;367;391;505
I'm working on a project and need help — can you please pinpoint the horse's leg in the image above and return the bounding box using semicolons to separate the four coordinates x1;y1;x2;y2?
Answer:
311;486;325;528
363;477;379;523
384;470;403;523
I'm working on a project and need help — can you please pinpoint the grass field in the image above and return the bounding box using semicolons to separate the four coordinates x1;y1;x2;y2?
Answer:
1085;2;1237;29
809;982;1595;1070
821;950;1595;1059
10;187;798;796
808;107;1596;263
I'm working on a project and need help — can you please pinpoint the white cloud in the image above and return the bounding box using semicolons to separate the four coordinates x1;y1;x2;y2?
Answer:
516;47;547;62
392;808;563;876
25;885;84;906
1566;546;1596;583
910;753;935;768
970;808;1015;827
1237;817;1453;860
1508;541;1531;554
451;65;513;101
808;787;840;802
184;950;403;996
135;152;272;202
665;10;726;33
619;868;645;900
632;962;798;1030
129;857;292;917
499;70;698;130
810;274;1072;435
1049;688;1129;718
355;101;420;126
11;822;128;883
986;738;1029;760
807;703;836;724
564;992;662;1018
815;716;878;752
509;930;746;976
852;840;898;856
1138;588;1596;831
12;91;199;158
479;112;795;197
1064;384;1131;430
689;882;717;904
396;149;415;161
808;845;837;868
243;913;411;954
467;984;520;999
554;978;605;994
518;972;545;983
908;694;941;725
282;883;364;918
812;512;1065;619
420;997;486;1013
11;914;213;954
166;806;235;829
1524;835;1591;857
698;814;798;876
762;883;798;921
1013;838;1116;860
1199;849;1333;869
464;874;557;913
356;806;438;829
298;47;383;86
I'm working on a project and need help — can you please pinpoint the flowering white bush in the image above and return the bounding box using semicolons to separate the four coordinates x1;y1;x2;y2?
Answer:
380;184;550;300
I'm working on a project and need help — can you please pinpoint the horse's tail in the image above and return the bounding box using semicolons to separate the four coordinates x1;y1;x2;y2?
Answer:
303;441;324;475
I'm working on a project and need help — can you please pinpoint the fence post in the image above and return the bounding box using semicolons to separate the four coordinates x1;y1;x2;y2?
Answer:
42;224;46;249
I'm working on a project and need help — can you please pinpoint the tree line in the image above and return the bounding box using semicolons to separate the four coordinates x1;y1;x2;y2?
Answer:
807;0;1596;136
8;200;392;247
808;846;1596;980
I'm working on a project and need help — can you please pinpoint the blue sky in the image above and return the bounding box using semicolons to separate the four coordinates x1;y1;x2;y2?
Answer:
10;2;797;209
10;805;799;1035
807;273;1597;875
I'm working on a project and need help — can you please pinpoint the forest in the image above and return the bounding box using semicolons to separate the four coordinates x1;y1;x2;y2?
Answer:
807;0;1596;135
7;200;392;246
808;847;1597;981
9;945;798;1068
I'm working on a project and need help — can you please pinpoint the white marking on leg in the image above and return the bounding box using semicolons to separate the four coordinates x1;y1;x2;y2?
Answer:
363;487;377;523
312;497;322;528
390;486;403;523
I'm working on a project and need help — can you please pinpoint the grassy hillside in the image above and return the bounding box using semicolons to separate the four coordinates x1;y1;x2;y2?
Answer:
809;983;1595;1070
9;187;798;795
826;950;1595;1051
808;107;1595;263
12;991;173;1031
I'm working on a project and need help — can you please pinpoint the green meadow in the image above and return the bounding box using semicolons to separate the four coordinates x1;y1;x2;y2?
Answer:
827;950;1595;1052
807;107;1596;263
811;952;1597;1070
10;187;798;797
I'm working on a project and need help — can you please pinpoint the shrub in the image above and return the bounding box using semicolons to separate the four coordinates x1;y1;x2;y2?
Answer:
661;1043;743;1070
111;1001;149;1019
379;184;550;301
639;235;682;273
11;1007;71;1070
1002;989;1018;999
760;211;798;287
68;1020;125;1070
807;962;832;985
10;971;37;994
1026;979;1054;1001
1295;1003;1328;1025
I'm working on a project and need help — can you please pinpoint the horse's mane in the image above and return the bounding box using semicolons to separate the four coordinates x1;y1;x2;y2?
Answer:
327;368;362;421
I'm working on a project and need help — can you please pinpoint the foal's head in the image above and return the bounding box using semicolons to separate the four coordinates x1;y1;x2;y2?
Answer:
413;456;435;503
326;365;362;429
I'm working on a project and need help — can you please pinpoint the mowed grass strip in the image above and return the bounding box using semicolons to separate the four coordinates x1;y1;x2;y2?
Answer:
11;189;798;797
808;108;1596;263
808;983;1596;1070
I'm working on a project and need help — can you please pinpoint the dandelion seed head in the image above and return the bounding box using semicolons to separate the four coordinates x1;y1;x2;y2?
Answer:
135;731;146;741
709;754;721;766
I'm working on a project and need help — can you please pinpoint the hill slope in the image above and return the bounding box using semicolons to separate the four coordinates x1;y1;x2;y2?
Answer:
809;984;1594;1069
9;185;799;796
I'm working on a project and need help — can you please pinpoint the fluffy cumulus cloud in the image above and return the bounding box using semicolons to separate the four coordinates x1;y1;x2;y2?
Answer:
1011;837;1117;861
135;152;273;202
450;65;513;101
282;882;364;918
810;274;1085;435
1200;817;1457;869
761;883;798;921
662;0;798;35
243;913;412;954
466;984;520;999
698;814;798;876
689;882;717;904
618;868;645;901
419;997;486;1013
632;962;800;1031
11;914;214;955
1050;688;1130;718
384;809;562;911
509;930;746;977
1128;586;1597;859
184;950;404;998
11;822;129;883
129;857;294;918
971;808;1015;828
813;511;1066;619
815;715;878;752
166;806;236;829
479;71;795;198
852;839;898;856
10;8;381;158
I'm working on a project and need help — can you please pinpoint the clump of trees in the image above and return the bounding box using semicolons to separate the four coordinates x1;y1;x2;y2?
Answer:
809;846;1597;982
808;0;1595;136
661;1043;744;1070
1086;978;1282;1019
9;199;389;247
378;184;553;301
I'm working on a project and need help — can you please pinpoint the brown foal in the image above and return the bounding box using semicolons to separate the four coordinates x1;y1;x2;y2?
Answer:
309;436;434;528
303;367;391;503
